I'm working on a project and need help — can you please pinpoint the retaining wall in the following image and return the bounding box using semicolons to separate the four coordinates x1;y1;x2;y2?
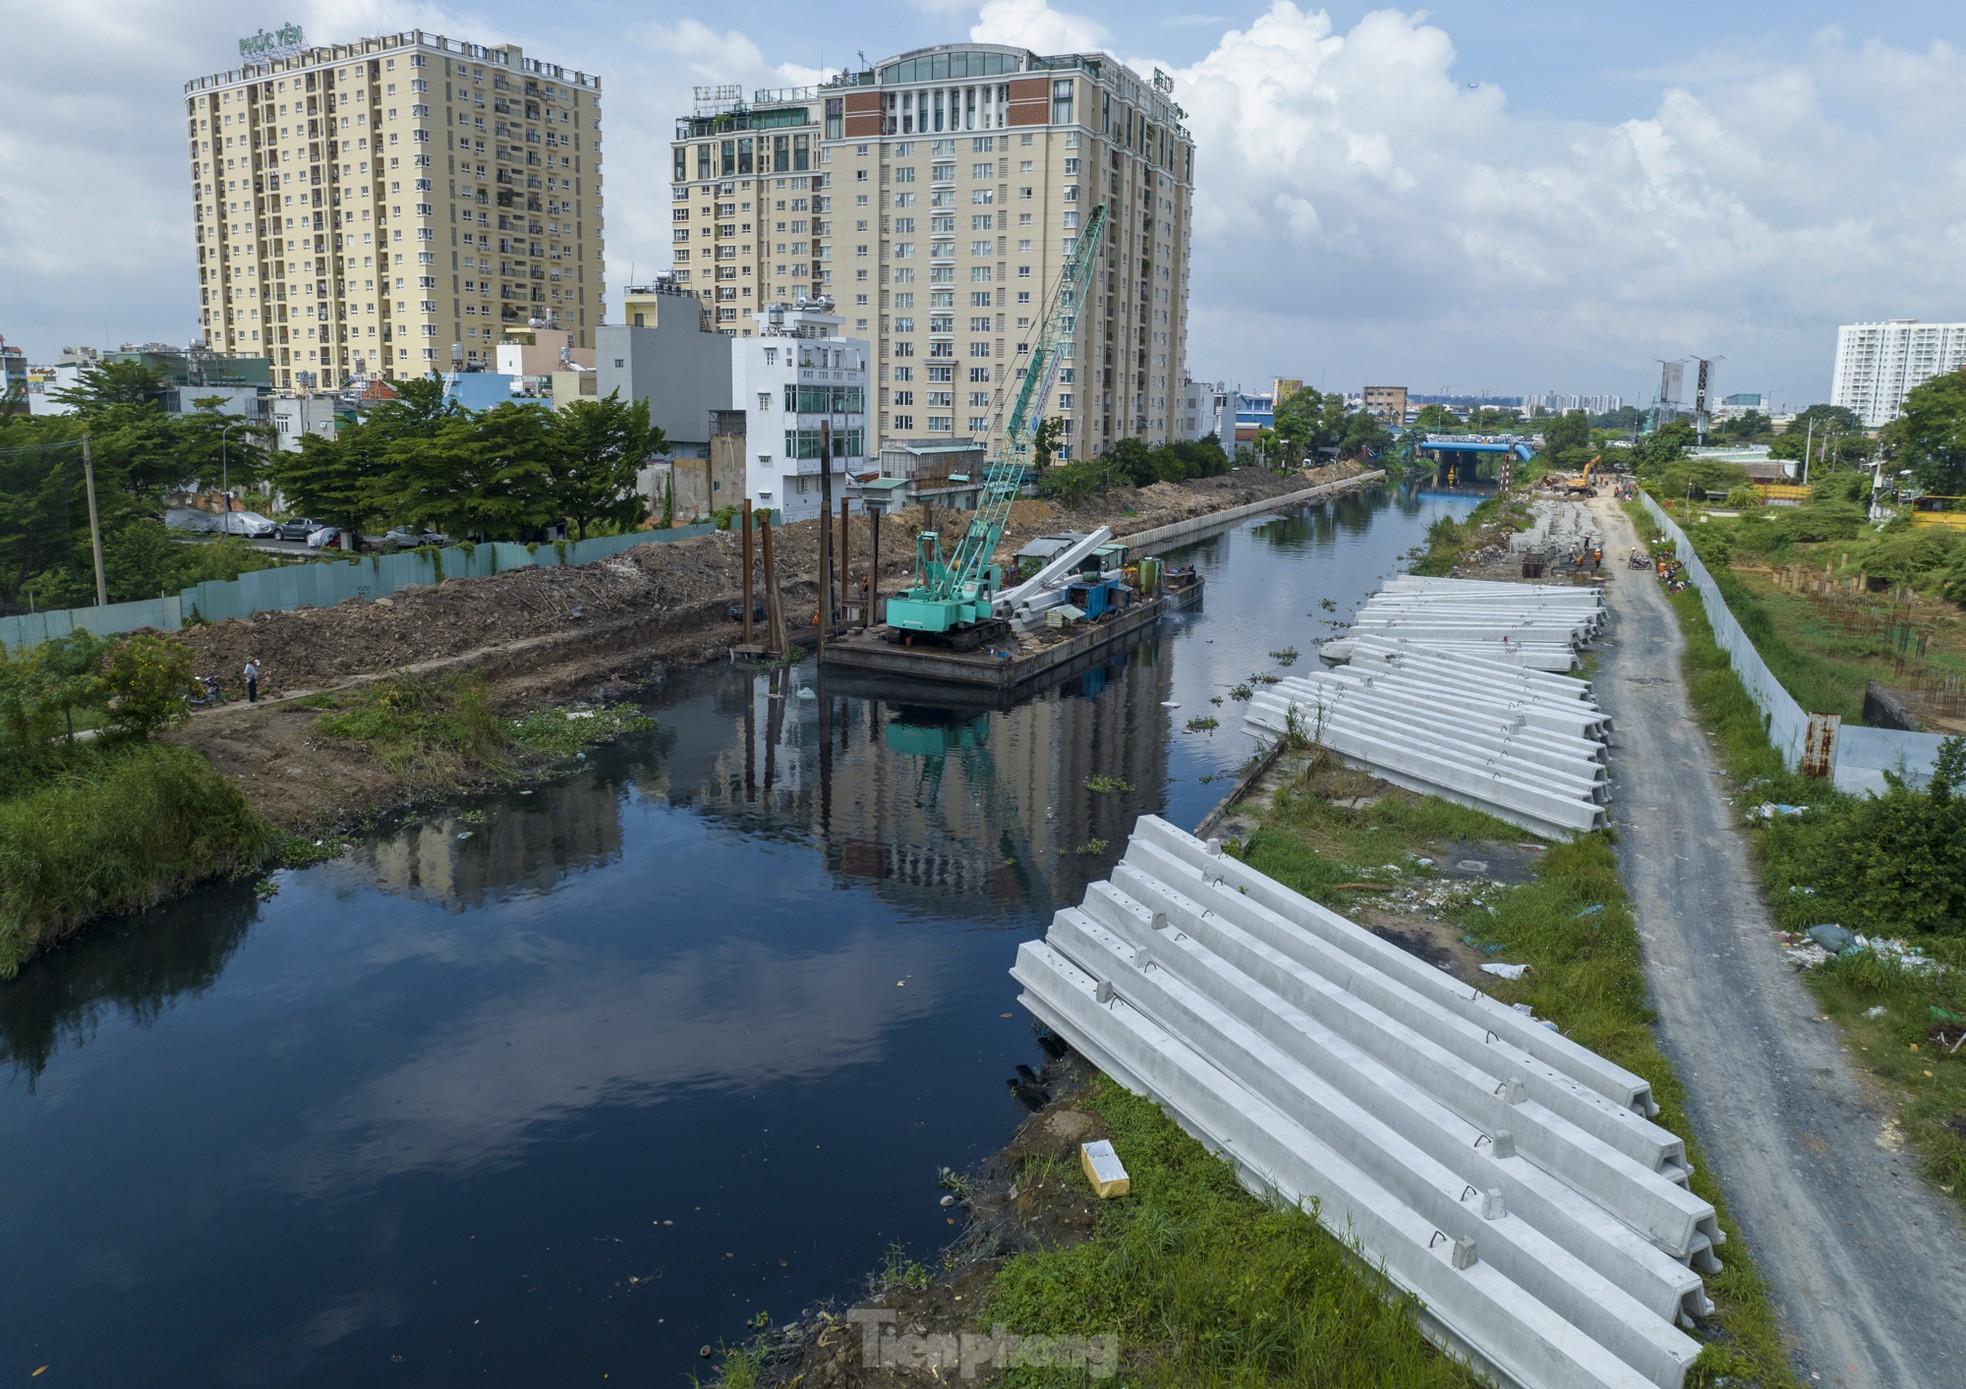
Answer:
1120;471;1385;550
0;525;716;653
1637;494;1947;793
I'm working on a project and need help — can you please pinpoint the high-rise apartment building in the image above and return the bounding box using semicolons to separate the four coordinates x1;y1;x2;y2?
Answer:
668;42;1193;462
1831;319;1966;428
186;29;603;392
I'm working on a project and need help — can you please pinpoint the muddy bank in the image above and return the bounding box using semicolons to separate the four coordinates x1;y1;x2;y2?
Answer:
171;467;1369;835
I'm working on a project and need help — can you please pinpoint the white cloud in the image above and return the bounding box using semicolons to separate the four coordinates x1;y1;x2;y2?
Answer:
1129;2;1966;399
972;0;1109;54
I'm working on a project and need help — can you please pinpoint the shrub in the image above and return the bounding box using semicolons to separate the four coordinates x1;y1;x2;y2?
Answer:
100;632;193;738
0;741;270;977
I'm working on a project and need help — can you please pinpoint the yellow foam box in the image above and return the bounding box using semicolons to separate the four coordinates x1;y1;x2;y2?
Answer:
1080;1139;1130;1199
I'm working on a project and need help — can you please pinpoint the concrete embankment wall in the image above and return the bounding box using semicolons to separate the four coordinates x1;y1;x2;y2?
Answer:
1120;471;1386;551
1638;493;1947;794
0;526;717;653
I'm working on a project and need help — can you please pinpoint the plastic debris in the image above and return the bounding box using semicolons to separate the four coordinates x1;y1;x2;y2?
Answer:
457;831;474;841
797;685;817;700
1751;802;1809;820
1864;1005;1888;1019
1573;904;1605;919
1481;963;1531;980
1806;924;1856;955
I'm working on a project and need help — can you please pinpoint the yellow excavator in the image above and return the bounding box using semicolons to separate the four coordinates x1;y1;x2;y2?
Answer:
1561;455;1601;498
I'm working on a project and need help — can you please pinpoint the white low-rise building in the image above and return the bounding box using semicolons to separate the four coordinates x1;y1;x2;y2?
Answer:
731;301;870;522
1831;319;1966;427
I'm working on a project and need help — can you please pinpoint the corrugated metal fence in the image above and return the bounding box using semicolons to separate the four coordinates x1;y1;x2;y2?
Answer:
1639;494;1947;794
0;526;715;654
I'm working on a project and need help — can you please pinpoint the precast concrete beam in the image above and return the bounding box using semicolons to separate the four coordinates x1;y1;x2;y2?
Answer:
1046;906;1711;1342
1011;941;1696;1389
1080;874;1714;1256
1128;817;1664;1117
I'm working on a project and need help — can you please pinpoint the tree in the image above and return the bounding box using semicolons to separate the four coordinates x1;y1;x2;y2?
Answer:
1540;409;1591;462
1337;410;1392;459
1414;404;1460;432
546;392;662;539
1104;436;1155;487
1885;369;1966;498
1634;418;1696;469
374;402;557;540
51;360;170;415
1032;416;1066;473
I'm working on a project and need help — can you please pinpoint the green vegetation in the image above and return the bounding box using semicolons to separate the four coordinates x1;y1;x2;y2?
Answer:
1183;715;1219;733
1083;775;1133;794
308;671;652;792
265;378;665;544
0;740;269;978
0;360;280;610
1408;491;1534;576
1635;535;1966;1204
985;1077;1479;1388
1038;436;1233;505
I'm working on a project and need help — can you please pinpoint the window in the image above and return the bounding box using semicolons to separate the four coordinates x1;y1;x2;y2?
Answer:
892;390;914;405
927;390;953;407
969;367;992;382
971;189;994;205
893;167;915;183
972;214;994;231
1018;212;1032;225
893;317;915;332
969;316;991;332
969;416;989;433
893;342;915;357
928;341;953;358
970;292;992;307
894;192;915;207
971;266;993;282
894;216;915;233
1064;157;1080;175
927;416;952;432
931;162;955;181
972;162;994;179
974;136;995;152
894;366;914;381
1019;160;1033;173
971;240;993;256
927;365;952;383
892;414;914;430
969;391;991;407
969;341;992;358
1018;265;1032;278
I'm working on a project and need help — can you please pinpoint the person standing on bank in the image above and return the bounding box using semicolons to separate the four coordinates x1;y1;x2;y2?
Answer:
244;658;259;704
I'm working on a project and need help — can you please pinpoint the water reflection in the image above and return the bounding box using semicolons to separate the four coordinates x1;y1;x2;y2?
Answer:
0;878;259;1084
0;483;1484;1388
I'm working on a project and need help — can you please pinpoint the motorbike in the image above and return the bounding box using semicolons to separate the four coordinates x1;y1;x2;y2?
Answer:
187;674;226;709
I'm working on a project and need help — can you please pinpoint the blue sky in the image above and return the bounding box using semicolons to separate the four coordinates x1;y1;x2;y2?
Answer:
5;1;1964;409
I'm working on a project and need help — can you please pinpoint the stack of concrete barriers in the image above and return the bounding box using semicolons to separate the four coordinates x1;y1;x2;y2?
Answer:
1013;816;1718;1389
1248;620;1613;839
1320;576;1606;672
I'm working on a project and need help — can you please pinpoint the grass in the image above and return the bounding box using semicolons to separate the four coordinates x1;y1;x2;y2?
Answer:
310;672;651;793
0;740;272;978
985;1076;1477;1388
1630;501;1966;1210
1407;492;1534;576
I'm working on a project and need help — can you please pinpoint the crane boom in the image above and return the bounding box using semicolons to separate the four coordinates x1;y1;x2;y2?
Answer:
884;204;1108;637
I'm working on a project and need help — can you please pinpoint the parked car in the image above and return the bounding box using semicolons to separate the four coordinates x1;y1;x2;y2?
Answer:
306;526;344;550
215;511;279;539
382;526;451;550
274;517;321;541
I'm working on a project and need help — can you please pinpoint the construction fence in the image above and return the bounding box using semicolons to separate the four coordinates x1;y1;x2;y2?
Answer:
1639;493;1947;795
0;525;716;654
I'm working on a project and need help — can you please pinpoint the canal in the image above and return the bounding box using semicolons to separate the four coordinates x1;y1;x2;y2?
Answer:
0;481;1482;1386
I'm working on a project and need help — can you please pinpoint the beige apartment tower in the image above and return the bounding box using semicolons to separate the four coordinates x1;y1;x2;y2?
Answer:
186;29;603;392
669;43;1193;462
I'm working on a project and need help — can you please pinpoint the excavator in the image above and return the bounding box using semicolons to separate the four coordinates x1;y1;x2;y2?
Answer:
1558;455;1601;498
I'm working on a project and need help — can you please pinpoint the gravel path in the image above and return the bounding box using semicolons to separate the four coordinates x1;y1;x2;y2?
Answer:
1588;497;1966;1388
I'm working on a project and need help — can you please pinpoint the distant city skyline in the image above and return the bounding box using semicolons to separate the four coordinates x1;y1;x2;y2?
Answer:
5;1;1965;408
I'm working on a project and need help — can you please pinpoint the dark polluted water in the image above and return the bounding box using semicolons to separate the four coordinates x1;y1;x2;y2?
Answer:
0;481;1481;1386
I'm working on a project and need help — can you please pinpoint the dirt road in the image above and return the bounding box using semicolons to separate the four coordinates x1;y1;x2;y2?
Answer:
1588;497;1966;1387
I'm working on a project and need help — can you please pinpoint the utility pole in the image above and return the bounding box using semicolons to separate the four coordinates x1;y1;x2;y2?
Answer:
81;434;107;607
816;419;833;662
1803;419;1814;488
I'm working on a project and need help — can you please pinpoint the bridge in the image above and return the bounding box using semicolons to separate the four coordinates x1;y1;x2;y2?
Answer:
1417;436;1537;461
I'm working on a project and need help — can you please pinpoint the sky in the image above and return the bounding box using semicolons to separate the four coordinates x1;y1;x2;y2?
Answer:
4;0;1964;410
